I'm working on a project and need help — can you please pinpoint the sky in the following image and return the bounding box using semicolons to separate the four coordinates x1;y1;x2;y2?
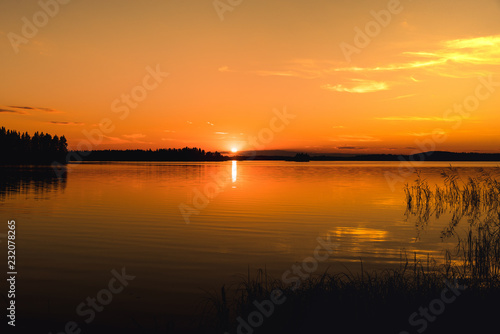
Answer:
1;0;500;154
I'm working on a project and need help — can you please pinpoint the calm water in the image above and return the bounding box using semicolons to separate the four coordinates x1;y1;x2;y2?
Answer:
1;161;498;330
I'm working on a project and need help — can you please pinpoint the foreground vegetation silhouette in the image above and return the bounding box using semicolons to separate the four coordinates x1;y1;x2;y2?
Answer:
200;168;500;334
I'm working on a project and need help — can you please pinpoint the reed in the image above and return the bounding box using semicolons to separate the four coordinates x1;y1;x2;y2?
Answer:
202;168;500;333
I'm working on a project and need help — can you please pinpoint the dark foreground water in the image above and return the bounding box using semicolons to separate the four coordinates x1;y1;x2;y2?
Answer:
1;161;498;331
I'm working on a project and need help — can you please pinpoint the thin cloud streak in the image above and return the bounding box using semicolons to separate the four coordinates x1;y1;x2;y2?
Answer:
49;121;85;125
0;108;26;114
330;135;381;142
9;106;62;113
322;80;389;93
376;116;456;122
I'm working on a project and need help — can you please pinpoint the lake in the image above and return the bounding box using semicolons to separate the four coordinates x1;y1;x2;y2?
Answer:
1;161;498;331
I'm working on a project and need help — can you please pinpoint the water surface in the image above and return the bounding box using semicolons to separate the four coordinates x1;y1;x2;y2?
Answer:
1;161;498;329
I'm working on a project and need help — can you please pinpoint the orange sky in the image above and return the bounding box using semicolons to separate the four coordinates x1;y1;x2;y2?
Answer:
1;0;500;154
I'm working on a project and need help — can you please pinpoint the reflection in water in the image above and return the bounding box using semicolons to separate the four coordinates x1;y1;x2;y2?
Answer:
404;168;500;237
404;168;500;276
5;161;500;330
328;227;390;256
232;160;237;184
0;166;67;200
330;227;388;242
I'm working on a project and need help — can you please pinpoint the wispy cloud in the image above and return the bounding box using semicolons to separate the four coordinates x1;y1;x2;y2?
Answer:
408;130;446;137
330;135;381;142
218;60;328;79
215;131;228;135
9;106;62;113
224;35;500;85
335;35;500;78
322;80;389;93
103;135;130;144
382;94;417;101
50;121;84;125
336;146;364;150
121;133;151;144
0;108;26;114
376;116;456;122
123;133;146;139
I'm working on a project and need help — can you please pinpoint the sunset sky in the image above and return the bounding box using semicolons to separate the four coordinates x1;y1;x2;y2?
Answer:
1;0;500;154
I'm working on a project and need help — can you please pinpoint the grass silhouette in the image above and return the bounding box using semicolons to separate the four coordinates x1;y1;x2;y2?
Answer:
203;167;500;333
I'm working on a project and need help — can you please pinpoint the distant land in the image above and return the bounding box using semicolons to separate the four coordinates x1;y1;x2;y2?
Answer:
70;149;500;162
1;122;498;165
233;151;500;161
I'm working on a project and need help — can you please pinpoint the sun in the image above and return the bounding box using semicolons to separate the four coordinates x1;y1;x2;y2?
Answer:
231;147;238;153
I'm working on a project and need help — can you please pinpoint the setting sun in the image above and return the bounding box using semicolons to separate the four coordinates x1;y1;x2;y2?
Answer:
231;148;238;153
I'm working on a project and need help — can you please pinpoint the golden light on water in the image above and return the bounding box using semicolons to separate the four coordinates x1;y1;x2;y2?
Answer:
232;160;237;184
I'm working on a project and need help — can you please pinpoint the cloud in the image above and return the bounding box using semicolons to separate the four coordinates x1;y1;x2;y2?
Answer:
207;122;214;126
0;108;26;114
50;121;84;125
332;125;345;129
254;70;305;78
9;106;34;110
336;146;362;150
322;80;389;93
164;130;176;133
123;133;146;139
219;36;500;83
408;130;446;137
215;132;228;135
217;59;328;79
376;116;455;122
330;135;381;142
103;135;130;144
382;94;417;101
121;133;151;144
9;106;61;113
335;35;500;78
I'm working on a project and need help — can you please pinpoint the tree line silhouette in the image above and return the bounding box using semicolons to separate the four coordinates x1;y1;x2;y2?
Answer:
0;127;68;164
74;148;227;161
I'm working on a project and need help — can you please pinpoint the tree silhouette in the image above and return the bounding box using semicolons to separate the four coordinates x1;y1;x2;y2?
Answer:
0;127;68;164
74;147;227;162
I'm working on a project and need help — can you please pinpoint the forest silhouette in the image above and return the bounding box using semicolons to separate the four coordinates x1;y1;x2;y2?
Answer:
0;127;68;164
74;148;227;162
